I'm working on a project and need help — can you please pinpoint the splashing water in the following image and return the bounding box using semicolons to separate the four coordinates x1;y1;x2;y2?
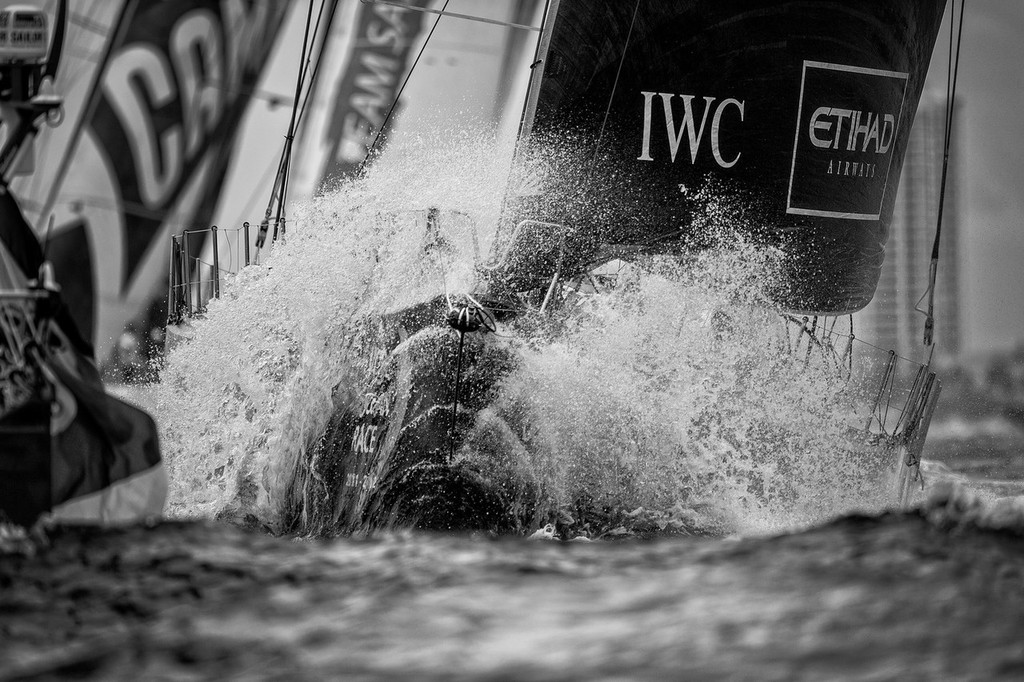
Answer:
145;130;516;527
141;128;896;536
462;250;893;536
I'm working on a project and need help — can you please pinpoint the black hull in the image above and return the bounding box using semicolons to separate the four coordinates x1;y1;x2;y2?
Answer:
0;400;51;527
292;298;531;534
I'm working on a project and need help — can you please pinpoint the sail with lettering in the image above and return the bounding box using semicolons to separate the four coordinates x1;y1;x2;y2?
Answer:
290;0;430;196
0;2;169;527
497;0;947;315
10;0;289;365
291;0;541;199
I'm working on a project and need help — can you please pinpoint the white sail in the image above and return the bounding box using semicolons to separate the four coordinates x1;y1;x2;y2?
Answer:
290;0;543;201
5;1;288;365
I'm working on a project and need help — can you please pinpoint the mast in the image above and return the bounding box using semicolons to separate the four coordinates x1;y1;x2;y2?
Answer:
516;0;558;143
34;0;138;228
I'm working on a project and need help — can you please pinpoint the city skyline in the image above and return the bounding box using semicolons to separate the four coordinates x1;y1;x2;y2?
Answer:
924;1;1024;354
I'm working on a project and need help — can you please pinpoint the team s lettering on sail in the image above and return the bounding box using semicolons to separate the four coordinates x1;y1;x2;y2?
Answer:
339;5;416;163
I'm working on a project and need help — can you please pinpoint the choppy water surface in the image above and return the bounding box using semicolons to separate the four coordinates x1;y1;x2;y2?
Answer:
3;486;1024;680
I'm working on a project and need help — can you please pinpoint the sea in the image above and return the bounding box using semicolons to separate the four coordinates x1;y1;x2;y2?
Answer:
3;131;1024;681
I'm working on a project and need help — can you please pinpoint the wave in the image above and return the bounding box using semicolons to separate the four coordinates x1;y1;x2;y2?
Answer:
920;481;1024;536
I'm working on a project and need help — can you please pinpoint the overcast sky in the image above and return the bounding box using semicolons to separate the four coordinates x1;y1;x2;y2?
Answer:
934;1;1024;354
218;0;1022;356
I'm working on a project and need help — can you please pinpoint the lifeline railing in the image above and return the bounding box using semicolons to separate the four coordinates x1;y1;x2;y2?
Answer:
166;220;273;325
164;208;941;508
782;313;942;508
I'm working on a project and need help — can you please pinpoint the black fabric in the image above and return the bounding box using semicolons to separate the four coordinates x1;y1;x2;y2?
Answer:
0;187;95;358
0;189;161;526
0;188;44;274
48;351;161;504
508;0;947;315
0;399;51;527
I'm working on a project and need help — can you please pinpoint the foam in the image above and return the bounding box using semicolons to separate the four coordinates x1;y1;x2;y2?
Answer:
143;128;903;535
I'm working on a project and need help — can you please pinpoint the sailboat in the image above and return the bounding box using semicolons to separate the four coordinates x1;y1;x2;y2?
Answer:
0;1;287;527
278;0;950;534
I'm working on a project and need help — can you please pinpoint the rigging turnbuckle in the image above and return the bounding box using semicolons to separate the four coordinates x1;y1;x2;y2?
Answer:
446;305;487;334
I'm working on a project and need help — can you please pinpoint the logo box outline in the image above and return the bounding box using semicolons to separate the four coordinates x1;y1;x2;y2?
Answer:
786;60;910;221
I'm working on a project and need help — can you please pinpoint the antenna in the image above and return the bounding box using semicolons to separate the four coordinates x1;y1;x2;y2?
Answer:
41;213;54;260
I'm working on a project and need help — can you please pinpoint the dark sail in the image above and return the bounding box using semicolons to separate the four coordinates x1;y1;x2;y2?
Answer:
503;0;947;315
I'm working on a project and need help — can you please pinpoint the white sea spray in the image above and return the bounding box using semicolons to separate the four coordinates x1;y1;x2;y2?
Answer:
143;130;515;527
141;128;900;534
477;246;893;536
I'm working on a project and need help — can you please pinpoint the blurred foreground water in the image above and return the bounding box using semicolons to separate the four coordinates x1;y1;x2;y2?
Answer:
3;482;1024;680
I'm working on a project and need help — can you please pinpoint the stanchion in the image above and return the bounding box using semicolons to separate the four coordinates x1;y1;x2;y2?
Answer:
167;235;178;324
243;221;251;266
182;230;193;316
211;225;220;299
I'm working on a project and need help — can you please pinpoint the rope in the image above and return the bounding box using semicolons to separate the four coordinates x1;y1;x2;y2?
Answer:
359;0;451;173
803;316;818;366
593;0;641;163
448;328;466;463
918;0;967;346
463;293;497;332
540;227;567;314
268;0;321;237
360;1;542;32
443;298;497;462
867;350;898;434
261;0;336;244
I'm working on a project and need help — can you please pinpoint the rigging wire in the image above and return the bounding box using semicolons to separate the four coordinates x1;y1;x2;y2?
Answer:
263;0;317;237
357;0;452;174
248;0;339;240
916;0;966;347
360;0;541;32
448;328;467;463
263;0;334;241
593;0;641;164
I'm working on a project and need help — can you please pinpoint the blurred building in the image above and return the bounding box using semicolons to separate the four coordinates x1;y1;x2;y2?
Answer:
858;93;963;364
